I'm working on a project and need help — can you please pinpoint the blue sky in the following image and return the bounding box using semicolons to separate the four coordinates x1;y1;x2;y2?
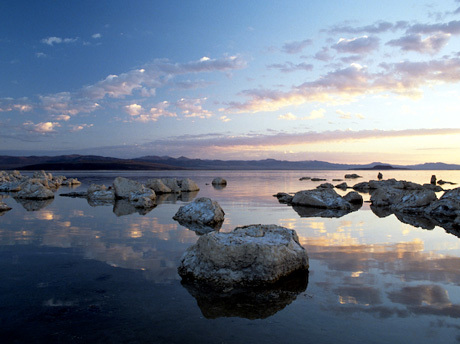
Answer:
2;0;460;164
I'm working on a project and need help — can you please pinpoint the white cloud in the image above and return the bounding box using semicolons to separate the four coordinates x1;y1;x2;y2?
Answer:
336;110;365;119
282;39;313;54
69;124;93;132
41;36;78;46
92;33;102;39
308;109;326;119
125;103;144;116
278;112;297;120
332;36;380;54
125;101;177;122
220;115;231;122
176;98;213;119
23;121;60;133
55;114;71;121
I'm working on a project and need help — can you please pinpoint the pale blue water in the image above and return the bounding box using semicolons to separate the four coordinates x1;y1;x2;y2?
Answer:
1;170;460;343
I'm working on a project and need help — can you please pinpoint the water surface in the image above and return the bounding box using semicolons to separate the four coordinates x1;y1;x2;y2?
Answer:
1;170;460;343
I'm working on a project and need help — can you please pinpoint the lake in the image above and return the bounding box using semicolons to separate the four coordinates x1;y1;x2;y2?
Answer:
1;169;460;343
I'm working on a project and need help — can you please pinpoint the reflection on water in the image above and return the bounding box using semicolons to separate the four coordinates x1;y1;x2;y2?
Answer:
2;170;460;342
182;269;308;319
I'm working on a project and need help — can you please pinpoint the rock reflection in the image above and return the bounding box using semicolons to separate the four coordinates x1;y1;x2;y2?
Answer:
13;197;54;211
292;204;360;218
181;269;308;319
174;219;223;235
370;205;460;238
113;199;155;216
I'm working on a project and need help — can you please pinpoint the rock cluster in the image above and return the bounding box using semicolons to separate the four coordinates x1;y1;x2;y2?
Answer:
0;170;81;202
274;187;363;218
178;224;309;289
146;178;200;194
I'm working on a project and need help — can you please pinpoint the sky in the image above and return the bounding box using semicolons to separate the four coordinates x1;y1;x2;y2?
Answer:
2;0;460;164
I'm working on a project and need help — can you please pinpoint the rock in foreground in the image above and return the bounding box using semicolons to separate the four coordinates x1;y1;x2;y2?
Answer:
178;224;309;289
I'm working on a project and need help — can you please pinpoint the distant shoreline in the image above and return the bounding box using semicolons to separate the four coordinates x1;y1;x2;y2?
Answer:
1;155;459;171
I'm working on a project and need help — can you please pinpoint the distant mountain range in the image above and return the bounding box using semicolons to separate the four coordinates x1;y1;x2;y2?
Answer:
0;154;459;170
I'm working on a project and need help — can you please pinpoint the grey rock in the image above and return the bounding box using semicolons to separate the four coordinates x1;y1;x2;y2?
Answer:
291;188;351;210
178;224;309;289
173;197;225;228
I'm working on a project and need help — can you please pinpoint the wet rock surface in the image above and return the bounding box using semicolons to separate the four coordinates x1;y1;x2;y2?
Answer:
173;197;225;233
178;224;309;289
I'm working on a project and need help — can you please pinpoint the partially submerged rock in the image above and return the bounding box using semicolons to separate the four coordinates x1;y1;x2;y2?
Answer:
178;224;309;289
173;197;225;233
345;173;361;179
15;181;54;200
211;177;227;186
291;188;352;210
0;201;11;213
335;182;348;190
146;177;200;194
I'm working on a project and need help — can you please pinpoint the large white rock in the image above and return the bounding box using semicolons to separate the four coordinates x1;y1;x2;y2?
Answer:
179;178;200;192
425;187;460;218
173;197;224;227
291;188;351;210
112;177;156;203
87;184;115;201
178;224;309;289
15;181;54;200
146;178;172;194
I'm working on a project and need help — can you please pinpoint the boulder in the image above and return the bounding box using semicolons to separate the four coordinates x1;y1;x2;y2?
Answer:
343;191;363;204
178;224;309;289
173;197;225;228
352;182;371;191
425;187;460;218
87;184;115;201
311;178;326;182
160;178;182;193
335;182;348;190
113;177;156;203
146;178;172;194
15;181;54;200
291;188;351;210
390;189;438;213
345;173;361;179
178;178;200;192
212;177;227;186
0;181;22;192
274;192;293;204
299;177;311;181
317;183;334;189
0;201;11;212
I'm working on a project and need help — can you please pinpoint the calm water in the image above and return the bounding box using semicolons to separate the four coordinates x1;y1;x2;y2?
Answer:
2;170;460;343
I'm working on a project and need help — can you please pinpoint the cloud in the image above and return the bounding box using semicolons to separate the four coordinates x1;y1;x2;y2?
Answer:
328;21;400;34
387;33;451;54
35;52;46;58
0;99;33;113
332;36;380;54
41;36;79;46
176;98;213;119
23;121;60;133
308;108;325;119
140;128;460;152
407;20;460;35
267;62;313;73
124;101;177;122
69;124;93;132
24;55;246;118
225;57;460;113
282;39;312;54
55;114;71;121
336;110;365;119
220;116;231;122
92;33;102;39
278;112;297;120
314;47;332;61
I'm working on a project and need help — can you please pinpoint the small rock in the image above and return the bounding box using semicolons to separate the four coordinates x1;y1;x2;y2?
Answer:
212;177;227;186
344;173;361;179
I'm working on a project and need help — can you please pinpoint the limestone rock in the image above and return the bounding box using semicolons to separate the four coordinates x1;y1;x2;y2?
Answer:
15;181;54;200
178;178;200;192
343;191;363;204
173;197;225;228
335;182;348;190
0;201;11;212
274;192;293;204
291;188;351;210
212;177;227;186
178;224;309;289
317;183;334;189
113;177;156;203
345;173;361;179
87;184;115;201
425;187;460;218
146;179;172;194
